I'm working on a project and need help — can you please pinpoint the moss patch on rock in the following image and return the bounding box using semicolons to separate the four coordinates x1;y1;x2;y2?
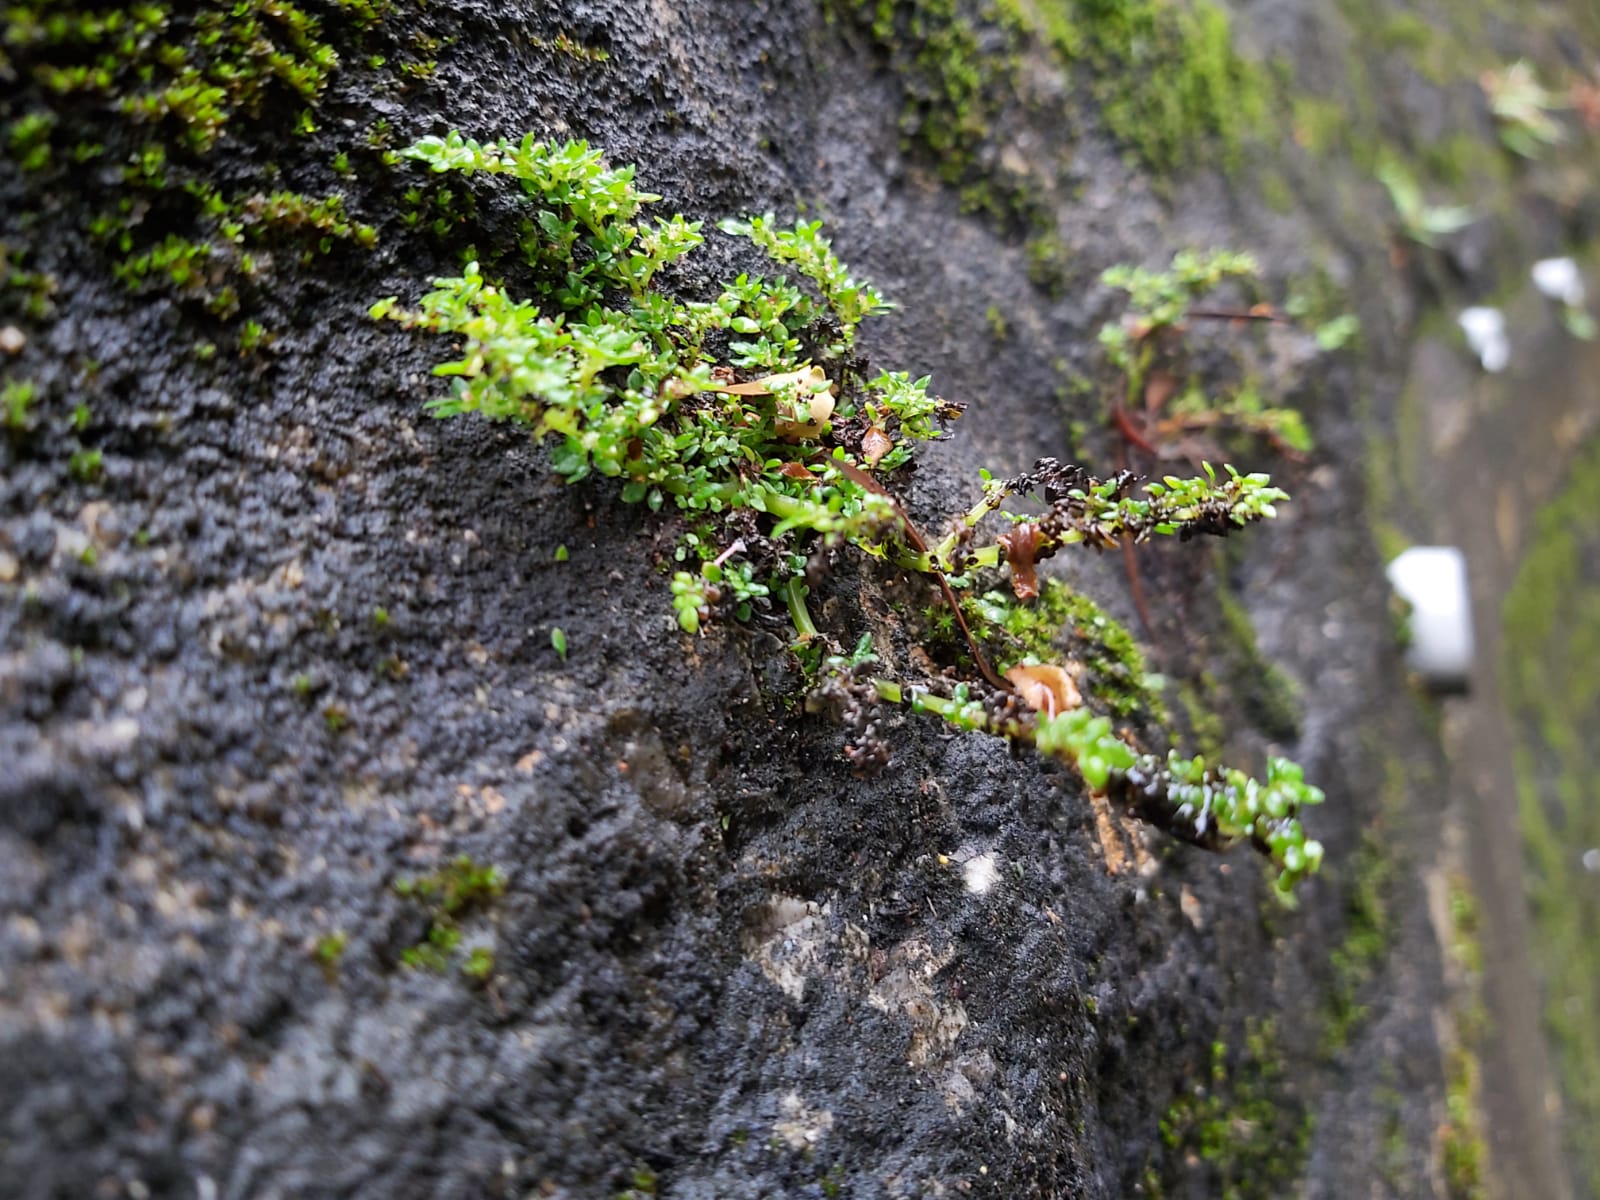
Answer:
1501;433;1600;1194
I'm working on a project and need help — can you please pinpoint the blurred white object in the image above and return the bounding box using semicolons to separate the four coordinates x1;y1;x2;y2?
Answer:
1387;546;1475;690
1458;306;1509;372
1531;257;1585;307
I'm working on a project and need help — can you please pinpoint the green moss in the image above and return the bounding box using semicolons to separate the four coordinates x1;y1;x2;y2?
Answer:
821;0;1269;250
1215;582;1303;744
1321;824;1396;1053
1501;435;1600;1193
395;855;506;979
1174;675;1227;761
3;1;387;337
1155;1020;1312;1198
313;931;348;975
1078;0;1266;175
1440;879;1488;1200
1;241;59;322
971;577;1168;722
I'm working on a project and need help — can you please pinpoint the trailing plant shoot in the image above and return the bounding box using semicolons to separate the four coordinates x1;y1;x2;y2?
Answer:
375;130;1325;894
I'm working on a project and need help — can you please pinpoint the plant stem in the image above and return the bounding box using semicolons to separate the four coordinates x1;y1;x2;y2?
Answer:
784;576;819;641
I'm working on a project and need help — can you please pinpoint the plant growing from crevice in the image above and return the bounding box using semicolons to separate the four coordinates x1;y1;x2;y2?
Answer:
376;131;1325;892
1098;249;1312;460
1376;156;1474;249
1481;60;1566;159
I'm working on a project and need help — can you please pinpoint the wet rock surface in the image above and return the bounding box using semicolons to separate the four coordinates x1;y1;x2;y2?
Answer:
3;1;1595;1196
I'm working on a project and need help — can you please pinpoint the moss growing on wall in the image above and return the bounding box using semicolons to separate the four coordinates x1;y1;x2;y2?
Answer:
1154;1019;1312;1199
1501;435;1600;1194
821;0;1269;272
1;1;395;334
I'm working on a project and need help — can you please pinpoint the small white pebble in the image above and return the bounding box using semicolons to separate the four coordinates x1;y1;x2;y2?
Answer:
962;853;1000;896
1532;257;1585;308
0;325;24;356
1459;306;1509;373
1583;848;1599;873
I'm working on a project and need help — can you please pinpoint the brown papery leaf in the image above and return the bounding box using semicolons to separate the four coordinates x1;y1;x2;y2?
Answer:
998;522;1042;602
711;365;828;397
862;425;893;467
1005;664;1081;719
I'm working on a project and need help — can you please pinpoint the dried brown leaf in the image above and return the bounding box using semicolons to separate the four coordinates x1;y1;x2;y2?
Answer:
862;425;894;467
1005;663;1081;718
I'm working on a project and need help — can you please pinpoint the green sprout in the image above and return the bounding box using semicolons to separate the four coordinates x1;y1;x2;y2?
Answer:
395;856;506;976
1481;60;1566;158
1376;156;1474;247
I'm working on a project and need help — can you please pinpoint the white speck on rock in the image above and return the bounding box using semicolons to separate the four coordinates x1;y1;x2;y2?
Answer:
1458;306;1509;372
962;852;999;895
773;1091;834;1149
1532;257;1585;307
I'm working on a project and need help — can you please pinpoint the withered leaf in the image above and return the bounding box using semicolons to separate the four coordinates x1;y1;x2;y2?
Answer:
862;425;894;467
1005;663;1082;718
998;522;1042;602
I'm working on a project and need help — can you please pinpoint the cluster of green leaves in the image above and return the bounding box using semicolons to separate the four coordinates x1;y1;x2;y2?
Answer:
393;855;505;979
1481;60;1566;159
930;461;1288;578
719;215;891;344
1099;248;1258;375
671;559;771;634
371;131;943;568
1099;249;1315;455
1376;156;1473;248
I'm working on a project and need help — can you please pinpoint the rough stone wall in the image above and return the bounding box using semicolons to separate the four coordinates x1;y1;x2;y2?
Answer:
3;1;1596;1197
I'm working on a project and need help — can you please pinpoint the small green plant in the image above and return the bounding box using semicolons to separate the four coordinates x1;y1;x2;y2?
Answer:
1098;250;1313;456
1481;61;1566;158
8;111;56;172
551;626;568;660
313;931;348;975
395;855;506;977
68;446;102;481
1376;156;1474;248
378;132;1326;892
2;379;37;433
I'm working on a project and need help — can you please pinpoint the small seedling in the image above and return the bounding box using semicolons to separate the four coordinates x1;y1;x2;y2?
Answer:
313;932;348;968
68;447;102;482
1482;61;1566;158
395;856;506;977
551;627;568;660
1377;157;1473;248
2;380;36;433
